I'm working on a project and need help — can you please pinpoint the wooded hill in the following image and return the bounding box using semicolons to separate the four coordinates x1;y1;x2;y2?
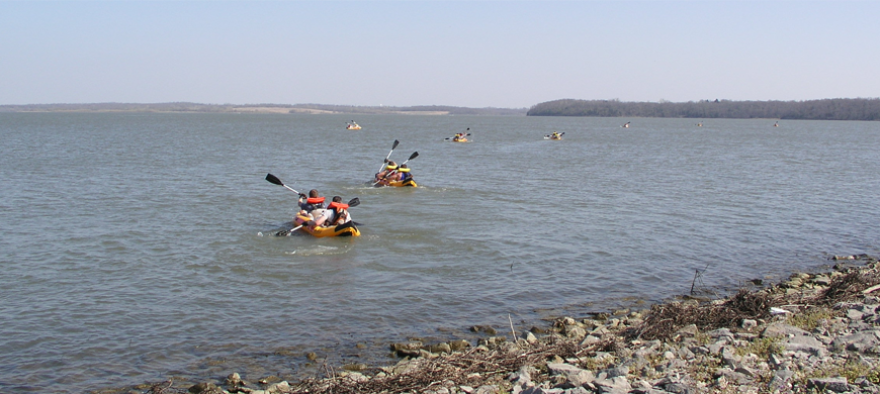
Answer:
527;98;880;121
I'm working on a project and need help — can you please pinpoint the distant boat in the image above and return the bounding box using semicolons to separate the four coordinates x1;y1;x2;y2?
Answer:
621;122;630;128
346;121;361;130
696;122;703;127
774;121;779;127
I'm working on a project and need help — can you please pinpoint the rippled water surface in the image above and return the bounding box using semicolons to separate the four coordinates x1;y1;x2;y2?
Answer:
1;113;879;392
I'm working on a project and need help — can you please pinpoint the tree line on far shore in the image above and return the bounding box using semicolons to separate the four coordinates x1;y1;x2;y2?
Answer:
527;98;880;121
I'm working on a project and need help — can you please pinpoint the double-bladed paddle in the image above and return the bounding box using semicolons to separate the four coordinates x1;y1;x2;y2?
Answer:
265;173;300;195
378;140;400;173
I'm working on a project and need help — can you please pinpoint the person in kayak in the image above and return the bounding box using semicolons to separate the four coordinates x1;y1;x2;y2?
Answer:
374;161;399;185
388;164;412;182
309;196;351;228
298;189;326;217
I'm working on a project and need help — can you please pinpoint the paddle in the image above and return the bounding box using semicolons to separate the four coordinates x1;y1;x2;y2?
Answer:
378;140;400;173
400;151;418;166
265;173;300;195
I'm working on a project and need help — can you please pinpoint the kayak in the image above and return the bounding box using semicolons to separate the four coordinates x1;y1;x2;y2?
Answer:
347;125;362;130
294;214;361;237
386;178;417;187
451;137;468;142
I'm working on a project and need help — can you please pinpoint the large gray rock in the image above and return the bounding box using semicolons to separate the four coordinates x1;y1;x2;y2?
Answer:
808;377;849;393
832;330;880;353
763;322;828;356
784;334;827;357
762;322;811;338
593;376;631;393
769;368;794;391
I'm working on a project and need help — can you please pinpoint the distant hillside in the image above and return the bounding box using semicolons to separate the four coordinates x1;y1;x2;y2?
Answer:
527;98;880;121
0;102;528;116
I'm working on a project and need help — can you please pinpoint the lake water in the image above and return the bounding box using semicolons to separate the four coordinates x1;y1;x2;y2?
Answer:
1;113;879;393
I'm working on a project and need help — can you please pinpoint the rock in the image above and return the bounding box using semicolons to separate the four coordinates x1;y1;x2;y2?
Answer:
602;365;628;378
832;331;880;353
593;376;631;393
675;324;699;337
808;377;849;392
762;323;810;338
707;328;734;340
565;325;587;340
510;366;535;387
225;372;242;387
428;343;452;354
342;363;367;371
188;382;222;394
769;368;794;390
547;362;585;376
714;368;753;385
526;332;538;344
741;319;758;331
708;340;727;355
449;339;471;351
784;333;828;356
663;382;697;394
474;385;499;394
266;381;289;394
848;308;865;321
813;274;832;286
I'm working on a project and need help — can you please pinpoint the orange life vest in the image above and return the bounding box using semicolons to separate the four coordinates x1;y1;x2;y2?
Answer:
328;201;349;210
306;197;325;204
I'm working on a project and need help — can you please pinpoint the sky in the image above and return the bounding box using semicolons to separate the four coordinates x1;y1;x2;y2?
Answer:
2;1;878;108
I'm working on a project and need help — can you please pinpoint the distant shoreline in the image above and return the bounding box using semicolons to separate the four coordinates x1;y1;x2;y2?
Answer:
5;99;880;120
0;103;528;116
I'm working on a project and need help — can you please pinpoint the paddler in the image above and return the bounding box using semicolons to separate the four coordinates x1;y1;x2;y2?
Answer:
390;164;413;182
374;161;398;185
297;189;326;218
310;196;352;228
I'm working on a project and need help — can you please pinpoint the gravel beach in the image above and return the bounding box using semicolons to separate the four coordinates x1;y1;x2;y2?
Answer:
123;255;880;394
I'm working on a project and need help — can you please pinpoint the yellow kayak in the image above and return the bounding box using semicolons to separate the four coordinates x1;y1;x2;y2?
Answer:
385;179;417;187
452;137;468;142
294;215;361;237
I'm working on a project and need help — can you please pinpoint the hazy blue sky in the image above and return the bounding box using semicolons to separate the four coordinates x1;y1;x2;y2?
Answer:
2;1;878;108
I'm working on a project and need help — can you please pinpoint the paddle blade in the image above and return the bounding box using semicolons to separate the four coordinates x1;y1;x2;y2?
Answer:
392;139;400;150
265;173;284;186
348;197;360;207
408;151;419;161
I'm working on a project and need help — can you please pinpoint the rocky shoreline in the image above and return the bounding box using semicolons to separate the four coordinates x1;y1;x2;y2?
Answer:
129;255;879;394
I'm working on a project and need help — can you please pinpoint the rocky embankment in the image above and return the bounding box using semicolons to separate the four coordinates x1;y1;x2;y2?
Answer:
144;255;880;394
